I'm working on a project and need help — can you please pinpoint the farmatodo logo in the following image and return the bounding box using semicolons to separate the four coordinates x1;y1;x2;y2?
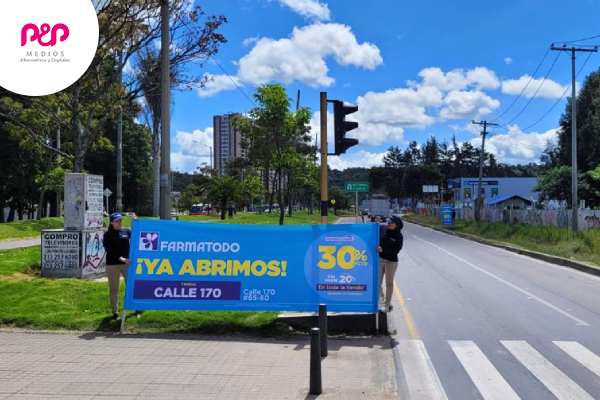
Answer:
0;0;99;96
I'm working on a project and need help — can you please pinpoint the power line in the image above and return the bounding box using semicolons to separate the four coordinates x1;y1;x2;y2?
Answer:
210;56;256;107
489;47;551;123
553;34;600;45
519;51;594;132
498;50;562;127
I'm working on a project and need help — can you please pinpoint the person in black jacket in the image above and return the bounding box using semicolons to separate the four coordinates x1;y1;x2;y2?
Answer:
376;215;403;312
103;213;132;320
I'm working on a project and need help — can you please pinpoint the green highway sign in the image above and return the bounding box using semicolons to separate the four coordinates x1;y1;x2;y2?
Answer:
345;181;369;192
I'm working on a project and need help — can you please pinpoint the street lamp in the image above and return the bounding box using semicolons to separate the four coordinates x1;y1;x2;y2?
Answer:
193;141;213;168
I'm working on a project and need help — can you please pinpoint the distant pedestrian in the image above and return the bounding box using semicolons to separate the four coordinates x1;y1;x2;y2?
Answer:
376;215;404;312
227;205;234;219
103;213;132;320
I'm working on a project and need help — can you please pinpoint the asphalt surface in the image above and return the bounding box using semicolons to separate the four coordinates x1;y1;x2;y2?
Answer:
389;220;600;400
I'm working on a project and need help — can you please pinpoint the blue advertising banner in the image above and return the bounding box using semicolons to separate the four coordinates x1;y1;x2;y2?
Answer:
442;205;453;226
123;220;379;313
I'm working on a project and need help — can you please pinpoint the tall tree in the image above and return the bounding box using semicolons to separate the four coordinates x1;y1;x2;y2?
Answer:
235;84;313;225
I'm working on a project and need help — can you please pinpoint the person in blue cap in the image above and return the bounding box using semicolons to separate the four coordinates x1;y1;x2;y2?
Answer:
103;213;132;320
376;215;404;312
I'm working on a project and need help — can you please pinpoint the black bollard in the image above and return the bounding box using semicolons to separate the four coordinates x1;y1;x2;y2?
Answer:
319;304;328;357
309;327;323;395
378;311;388;335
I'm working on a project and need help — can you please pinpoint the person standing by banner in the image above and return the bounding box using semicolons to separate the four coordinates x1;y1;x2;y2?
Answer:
103;213;132;320
376;216;404;312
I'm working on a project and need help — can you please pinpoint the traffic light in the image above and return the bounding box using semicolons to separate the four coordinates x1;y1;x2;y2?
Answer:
333;100;359;155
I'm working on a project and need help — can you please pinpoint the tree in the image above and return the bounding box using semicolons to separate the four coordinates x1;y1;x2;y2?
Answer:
136;7;227;216
180;184;200;211
234;84;313;225
241;174;266;211
203;176;240;220
535;166;573;207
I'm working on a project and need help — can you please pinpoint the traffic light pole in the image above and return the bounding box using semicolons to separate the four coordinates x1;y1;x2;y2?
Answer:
320;92;328;225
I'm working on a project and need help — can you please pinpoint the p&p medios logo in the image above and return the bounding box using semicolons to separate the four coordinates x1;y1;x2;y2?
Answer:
21;23;70;47
0;0;99;96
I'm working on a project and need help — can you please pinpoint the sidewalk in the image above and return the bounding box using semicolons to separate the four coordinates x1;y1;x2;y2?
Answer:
0;331;397;399
0;238;40;251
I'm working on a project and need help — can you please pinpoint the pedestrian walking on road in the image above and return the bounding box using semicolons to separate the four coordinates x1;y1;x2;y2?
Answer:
376;215;404;312
103;213;132;320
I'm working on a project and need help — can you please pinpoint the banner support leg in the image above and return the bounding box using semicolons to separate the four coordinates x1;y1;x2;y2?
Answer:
120;310;127;334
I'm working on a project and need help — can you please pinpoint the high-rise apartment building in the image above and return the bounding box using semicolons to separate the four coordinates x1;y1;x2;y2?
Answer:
213;113;246;175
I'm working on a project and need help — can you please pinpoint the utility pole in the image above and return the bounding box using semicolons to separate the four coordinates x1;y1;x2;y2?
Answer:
472;120;499;222
116;105;123;213
550;45;597;232
320;92;328;225
55;107;61;217
159;0;172;220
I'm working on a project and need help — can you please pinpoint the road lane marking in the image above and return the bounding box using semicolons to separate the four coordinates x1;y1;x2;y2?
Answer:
554;341;600;378
502;341;593;400
398;340;449;400
449;341;520;400
394;280;420;340
411;234;590;326
407;220;600;283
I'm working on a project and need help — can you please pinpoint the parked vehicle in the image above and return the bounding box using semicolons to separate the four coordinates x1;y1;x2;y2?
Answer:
189;204;209;216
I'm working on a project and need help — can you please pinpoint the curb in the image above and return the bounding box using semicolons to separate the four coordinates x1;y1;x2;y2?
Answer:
404;218;600;277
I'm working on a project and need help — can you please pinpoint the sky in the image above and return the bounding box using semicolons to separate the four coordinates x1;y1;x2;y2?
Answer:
165;0;600;173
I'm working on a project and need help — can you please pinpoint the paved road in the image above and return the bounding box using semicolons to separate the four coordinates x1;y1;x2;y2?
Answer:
389;221;600;400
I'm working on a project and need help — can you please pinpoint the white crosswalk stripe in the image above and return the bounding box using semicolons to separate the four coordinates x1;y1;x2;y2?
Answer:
397;339;600;400
501;340;594;400
397;339;449;400
449;340;520;400
554;341;600;378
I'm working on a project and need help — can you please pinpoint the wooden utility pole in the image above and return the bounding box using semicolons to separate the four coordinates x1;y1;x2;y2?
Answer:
550;45;597;231
472;120;499;222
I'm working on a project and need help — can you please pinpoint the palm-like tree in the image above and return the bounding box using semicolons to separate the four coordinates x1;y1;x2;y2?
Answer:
203;176;240;220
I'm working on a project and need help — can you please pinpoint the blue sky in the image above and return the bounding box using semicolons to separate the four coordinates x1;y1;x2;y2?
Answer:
167;0;600;172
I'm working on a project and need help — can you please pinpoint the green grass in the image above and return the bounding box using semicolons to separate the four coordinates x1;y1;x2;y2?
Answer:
0;218;63;241
0;212;337;333
405;213;600;266
0;246;280;334
179;211;336;225
0;216;141;242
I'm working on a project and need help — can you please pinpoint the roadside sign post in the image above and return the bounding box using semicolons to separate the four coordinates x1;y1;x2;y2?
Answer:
103;188;112;214
344;182;369;223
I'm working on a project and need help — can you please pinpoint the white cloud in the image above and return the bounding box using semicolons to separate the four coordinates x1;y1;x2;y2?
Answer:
237;23;383;87
171;128;214;172
504;57;513;65
197;74;242;98
271;0;331;21
328;150;387;170
439;90;500;120
242;36;259;47
501;75;569;99
310;105;405;149
472;125;558;164
416;67;500;91
356;86;442;128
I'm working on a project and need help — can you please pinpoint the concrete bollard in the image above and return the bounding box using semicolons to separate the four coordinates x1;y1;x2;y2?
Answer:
319;304;328;357
309;327;323;395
